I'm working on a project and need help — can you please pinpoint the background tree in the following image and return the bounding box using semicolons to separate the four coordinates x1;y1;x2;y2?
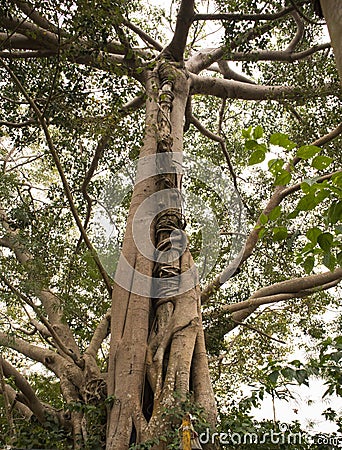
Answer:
0;0;341;449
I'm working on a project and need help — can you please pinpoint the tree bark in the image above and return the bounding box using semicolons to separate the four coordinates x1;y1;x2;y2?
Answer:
106;61;216;449
320;0;342;82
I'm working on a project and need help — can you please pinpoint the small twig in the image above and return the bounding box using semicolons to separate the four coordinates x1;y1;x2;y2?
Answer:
231;318;286;344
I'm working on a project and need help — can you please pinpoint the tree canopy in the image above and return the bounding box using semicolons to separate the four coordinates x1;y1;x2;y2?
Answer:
0;0;341;449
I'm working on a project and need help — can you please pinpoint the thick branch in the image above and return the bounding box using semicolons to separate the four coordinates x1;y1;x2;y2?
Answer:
10;0;59;33
286;12;304;52
0;331;57;366
1;356;48;424
85;309;111;359
224;269;342;314
164;0;195;61
0;16;58;48
190;74;310;100
0;383;32;419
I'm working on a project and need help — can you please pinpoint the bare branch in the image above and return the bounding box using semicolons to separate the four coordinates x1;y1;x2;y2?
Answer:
190;74;309;100
10;0;59;33
0;31;45;49
217;60;256;84
123;19;163;52
0;275;81;365
85;309;111;359
1;355;48;424
0;118;36;128
0;330;56;365
0;16;58;48
163;0;195;61
189;114;239;191
231;319;286;344
286;12;304;52
224;269;342;314
187;21;277;73
0;383;33;419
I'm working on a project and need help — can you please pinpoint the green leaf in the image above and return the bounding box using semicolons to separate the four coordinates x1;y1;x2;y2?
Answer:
270;133;296;150
268;205;282;221
317;232;333;251
300;182;311;194
268;370;279;384
327;200;342;224
296;193;317;211
242;126;252;138
323;252;336;271
253;125;264;139
268;158;284;174
311;155;333;170
272;226;288;241
296;145;321;160
274;170;291;186
332;172;342;187
245;139;258;150
303;256;314;274
260;213;268;225
249;148;266;165
295;369;309;386
306;227;322;244
281;367;295;381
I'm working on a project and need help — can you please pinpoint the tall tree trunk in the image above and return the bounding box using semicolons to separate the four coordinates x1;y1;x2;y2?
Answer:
320;0;342;82
106;61;216;450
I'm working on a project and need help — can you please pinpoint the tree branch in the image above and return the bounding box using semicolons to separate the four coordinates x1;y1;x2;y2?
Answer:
78;94;145;246
231;319;286;344
190;74;318;101
123;19;163;52
189;114;240;192
0;355;50;424
0;275;82;365
10;0;59;33
0;330;57;366
220;42;331;63
0;382;33;419
187;21;277;73
163;0;195;61
286;12;304;53
224;269;342;314
85;309;111;359
201;123;342;303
